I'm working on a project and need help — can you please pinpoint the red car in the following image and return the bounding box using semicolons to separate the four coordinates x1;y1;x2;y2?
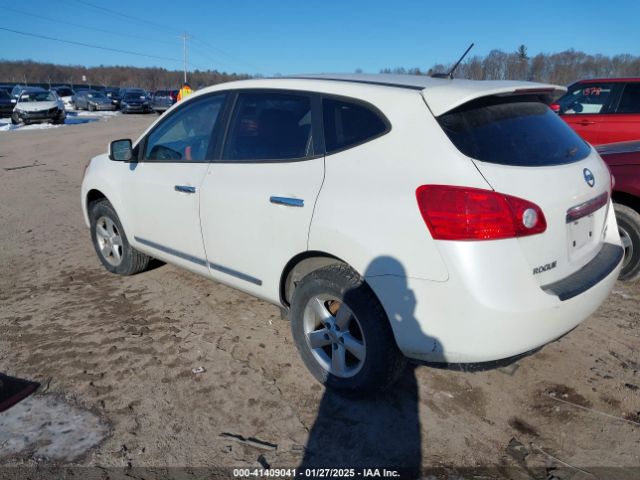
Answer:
552;78;640;145
596;141;640;280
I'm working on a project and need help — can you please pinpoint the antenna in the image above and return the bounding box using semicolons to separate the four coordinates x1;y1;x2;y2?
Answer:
431;43;474;79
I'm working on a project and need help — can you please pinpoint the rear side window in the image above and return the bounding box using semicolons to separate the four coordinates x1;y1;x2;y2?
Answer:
323;98;388;154
558;83;614;115
438;99;591;166
616;83;640;113
223;92;312;161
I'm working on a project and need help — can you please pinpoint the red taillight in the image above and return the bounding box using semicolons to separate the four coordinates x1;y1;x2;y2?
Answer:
416;185;547;241
549;103;560;113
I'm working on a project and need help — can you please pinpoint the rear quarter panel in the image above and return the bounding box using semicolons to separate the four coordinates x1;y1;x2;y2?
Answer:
308;87;491;281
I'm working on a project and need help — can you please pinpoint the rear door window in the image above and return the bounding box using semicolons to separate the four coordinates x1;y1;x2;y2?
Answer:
615;83;640;113
558;83;615;115
322;98;388;154
223;92;313;161
438;98;591;166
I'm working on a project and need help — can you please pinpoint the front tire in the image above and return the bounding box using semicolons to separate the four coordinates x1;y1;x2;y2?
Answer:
89;199;151;275
11;113;20;125
614;203;640;281
290;264;406;395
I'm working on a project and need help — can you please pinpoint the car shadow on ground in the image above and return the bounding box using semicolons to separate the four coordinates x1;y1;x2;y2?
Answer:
298;256;441;477
299;365;422;477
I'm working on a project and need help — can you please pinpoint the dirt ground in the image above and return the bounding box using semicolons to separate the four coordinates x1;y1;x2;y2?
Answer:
0;114;638;479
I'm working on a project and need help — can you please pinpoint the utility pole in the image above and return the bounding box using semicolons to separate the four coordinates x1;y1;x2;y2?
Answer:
179;32;191;83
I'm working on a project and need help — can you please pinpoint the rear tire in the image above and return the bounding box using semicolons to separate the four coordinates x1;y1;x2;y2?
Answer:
89;199;151;276
614;203;640;281
290;264;406;395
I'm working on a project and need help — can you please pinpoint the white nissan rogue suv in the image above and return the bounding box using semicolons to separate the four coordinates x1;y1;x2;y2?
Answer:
81;74;623;394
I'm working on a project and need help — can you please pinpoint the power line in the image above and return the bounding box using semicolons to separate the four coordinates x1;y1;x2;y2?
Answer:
191;35;263;72
0;26;183;63
189;43;235;71
55;0;261;73
66;0;183;35
3;5;178;47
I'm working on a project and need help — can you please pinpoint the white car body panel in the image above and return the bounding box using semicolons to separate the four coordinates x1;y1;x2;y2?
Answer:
120;162;211;276
200;159;324;302
471;151;612;285
81;75;622;364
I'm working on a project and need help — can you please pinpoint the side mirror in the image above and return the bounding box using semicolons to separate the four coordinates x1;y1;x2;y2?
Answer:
10;98;16;104
109;139;133;162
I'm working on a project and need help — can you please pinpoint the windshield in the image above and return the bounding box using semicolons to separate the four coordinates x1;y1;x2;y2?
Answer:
88;92;107;99
19;91;56;102
438;99;591;166
55;88;73;97
124;93;146;100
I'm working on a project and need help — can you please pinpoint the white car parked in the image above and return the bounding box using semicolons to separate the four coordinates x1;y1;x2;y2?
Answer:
11;88;66;125
81;74;623;394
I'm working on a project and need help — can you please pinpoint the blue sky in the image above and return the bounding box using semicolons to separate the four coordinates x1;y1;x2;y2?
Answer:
1;0;639;76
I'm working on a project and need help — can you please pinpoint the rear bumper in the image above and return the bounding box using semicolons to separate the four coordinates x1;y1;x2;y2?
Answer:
542;243;623;300
366;196;624;363
368;241;622;364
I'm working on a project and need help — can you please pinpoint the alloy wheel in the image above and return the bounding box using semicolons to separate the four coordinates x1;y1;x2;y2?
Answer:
302;295;366;378
95;216;123;266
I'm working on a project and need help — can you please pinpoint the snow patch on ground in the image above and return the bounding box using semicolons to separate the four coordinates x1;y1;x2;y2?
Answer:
73;110;120;117
0;110;120;132
0;394;108;462
0;121;62;132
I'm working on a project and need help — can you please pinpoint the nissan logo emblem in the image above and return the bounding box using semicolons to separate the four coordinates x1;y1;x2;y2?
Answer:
583;168;595;187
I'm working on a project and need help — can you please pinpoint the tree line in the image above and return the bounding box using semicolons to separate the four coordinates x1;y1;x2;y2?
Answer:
3;47;640;90
0;60;249;90
381;47;640;85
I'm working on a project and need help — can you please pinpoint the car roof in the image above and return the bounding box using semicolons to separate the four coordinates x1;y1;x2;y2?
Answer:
196;74;566;116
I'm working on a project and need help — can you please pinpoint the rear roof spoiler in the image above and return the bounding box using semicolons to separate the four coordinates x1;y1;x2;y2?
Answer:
422;81;566;117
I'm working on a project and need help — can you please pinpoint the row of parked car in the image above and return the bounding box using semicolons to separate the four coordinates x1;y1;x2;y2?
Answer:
0;83;179;124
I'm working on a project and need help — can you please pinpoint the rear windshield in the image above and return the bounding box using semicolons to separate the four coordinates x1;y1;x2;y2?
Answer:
438;99;591;166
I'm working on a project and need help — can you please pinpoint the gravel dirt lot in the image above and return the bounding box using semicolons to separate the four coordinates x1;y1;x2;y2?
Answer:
0;114;638;479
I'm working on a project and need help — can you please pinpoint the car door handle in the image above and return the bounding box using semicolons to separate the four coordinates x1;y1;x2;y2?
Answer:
578;120;596;126
175;185;196;194
270;196;304;207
